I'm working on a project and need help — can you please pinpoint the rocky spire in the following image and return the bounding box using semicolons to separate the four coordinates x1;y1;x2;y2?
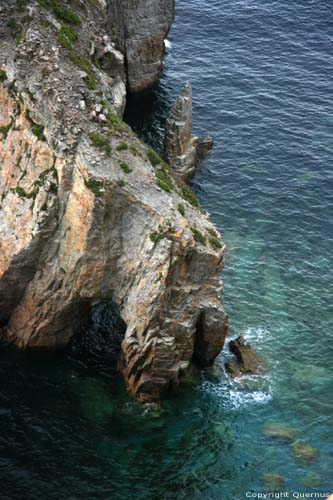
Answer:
164;84;214;181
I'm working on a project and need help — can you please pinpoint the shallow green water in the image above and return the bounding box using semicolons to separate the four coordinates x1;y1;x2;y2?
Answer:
1;0;333;498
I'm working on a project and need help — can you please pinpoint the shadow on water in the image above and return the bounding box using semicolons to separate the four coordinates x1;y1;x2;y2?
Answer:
124;83;173;151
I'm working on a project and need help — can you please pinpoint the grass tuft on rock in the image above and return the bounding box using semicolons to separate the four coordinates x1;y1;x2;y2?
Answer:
69;53;96;90
57;23;78;49
190;227;206;245
53;5;81;25
156;168;174;193
88;132;111;157
85;178;103;198
116;141;128;152
178;203;185;216
147;148;162;167
25;110;45;141
150;231;164;244
0;119;13;140
119;162;132;174
0;70;7;83
209;237;223;250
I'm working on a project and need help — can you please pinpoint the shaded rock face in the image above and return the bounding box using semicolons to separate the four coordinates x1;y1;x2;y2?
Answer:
164;84;214;181
107;0;175;93
225;336;265;377
0;1;228;402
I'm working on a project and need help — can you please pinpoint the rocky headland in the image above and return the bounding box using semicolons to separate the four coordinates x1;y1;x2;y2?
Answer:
0;0;228;402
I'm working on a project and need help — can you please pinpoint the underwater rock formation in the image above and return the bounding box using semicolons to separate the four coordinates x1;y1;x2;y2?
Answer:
0;0;228;402
164;84;214;181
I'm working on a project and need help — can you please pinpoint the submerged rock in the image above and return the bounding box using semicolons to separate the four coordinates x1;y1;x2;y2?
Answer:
301;471;321;488
262;473;284;491
164;84;214;181
291;441;317;465
263;423;298;442
225;336;265;376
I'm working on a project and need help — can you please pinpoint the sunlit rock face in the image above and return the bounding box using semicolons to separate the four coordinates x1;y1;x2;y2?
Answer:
107;0;175;93
0;0;228;402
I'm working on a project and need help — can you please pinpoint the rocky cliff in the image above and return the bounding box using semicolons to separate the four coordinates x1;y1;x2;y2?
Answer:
0;0;228;402
107;0;175;93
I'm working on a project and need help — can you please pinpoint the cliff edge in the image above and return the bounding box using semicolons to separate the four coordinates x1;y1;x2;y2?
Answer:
0;0;228;402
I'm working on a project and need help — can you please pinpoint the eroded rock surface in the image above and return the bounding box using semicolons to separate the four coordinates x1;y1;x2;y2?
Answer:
107;0;175;93
0;1;228;402
164;84;214;181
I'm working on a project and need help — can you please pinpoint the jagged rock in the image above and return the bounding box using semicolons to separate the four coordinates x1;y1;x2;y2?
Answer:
107;0;175;93
225;336;265;376
0;1;228;402
164;84;214;181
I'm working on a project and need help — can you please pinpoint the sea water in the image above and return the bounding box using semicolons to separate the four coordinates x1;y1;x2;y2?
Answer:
1;1;332;498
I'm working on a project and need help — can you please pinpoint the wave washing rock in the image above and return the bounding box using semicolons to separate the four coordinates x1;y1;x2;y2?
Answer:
0;1;228;402
107;0;175;93
164;84;214;181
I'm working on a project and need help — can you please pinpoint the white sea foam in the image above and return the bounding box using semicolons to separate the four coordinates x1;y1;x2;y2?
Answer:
164;39;172;50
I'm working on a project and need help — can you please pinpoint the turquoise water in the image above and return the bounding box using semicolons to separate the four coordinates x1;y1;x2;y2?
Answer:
1;0;333;498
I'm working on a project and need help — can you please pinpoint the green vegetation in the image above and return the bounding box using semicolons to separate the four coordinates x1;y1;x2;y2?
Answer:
0;119;13;140
0;70;7;83
119;162;132;174
130;145;139;156
190;227;206;245
57;23;78;49
209;237;223;250
158;272;163;281
156;167;174;193
15;186;34;199
16;0;28;12
14;167;57;201
150;221;172;244
147;148;162;167
7;18;22;44
69;54;96;90
38;1;80;25
105;113;123;132
53;5;81;25
179;182;201;209
40;18;52;28
25;110;45;141
178;203;185;216
116;141;128;152
88;132;111;157
117;179;125;187
37;0;53;8
150;231;164;244
84;178;103;198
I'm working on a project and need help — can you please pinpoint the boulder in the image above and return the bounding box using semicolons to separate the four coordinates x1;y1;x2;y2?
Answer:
225;336;265;376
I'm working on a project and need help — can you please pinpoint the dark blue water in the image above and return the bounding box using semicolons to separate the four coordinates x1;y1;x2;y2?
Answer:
1;1;333;498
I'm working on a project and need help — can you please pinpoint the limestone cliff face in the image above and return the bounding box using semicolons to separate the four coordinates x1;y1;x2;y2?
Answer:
107;0;175;93
0;1;228;402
